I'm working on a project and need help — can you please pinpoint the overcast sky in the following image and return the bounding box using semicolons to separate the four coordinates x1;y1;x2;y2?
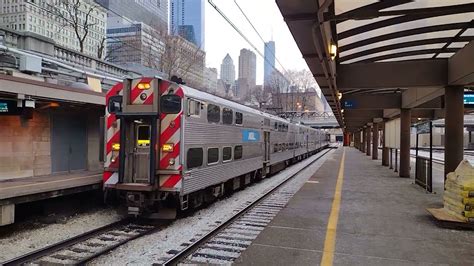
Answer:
204;0;308;85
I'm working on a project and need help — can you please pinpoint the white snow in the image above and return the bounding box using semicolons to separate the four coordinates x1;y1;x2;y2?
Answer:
0;208;123;262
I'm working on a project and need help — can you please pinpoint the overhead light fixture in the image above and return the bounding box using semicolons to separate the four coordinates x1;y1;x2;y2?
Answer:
337;92;342;100
329;43;337;60
341;109;344;113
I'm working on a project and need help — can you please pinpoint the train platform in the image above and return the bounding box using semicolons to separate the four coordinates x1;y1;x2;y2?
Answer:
0;171;102;225
235;147;474;265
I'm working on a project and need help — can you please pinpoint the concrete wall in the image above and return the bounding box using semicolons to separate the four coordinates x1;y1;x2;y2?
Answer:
0;110;51;180
86;111;102;171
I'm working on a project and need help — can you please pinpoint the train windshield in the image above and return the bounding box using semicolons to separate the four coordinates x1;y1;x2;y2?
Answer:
161;95;181;114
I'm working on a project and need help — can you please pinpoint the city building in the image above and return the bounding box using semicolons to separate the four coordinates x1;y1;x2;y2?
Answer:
106;17;165;70
161;35;206;89
237;48;256;99
220;53;235;88
271;88;325;113
0;0;107;57
96;0;168;29
263;41;276;86
170;0;205;49
204;67;218;93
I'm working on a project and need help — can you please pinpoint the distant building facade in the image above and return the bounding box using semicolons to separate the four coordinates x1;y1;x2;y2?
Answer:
96;0;168;29
220;53;235;88
106;17;165;69
271;89;325;113
0;0;107;57
170;0;204;49
263;41;276;86
237;48;256;99
204;67;218;93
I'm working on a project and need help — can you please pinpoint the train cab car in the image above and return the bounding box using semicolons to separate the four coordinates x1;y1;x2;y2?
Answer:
103;77;329;219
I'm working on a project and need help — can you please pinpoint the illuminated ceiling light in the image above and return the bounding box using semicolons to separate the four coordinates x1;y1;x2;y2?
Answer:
341;109;344;113
329;43;337;60
336;92;342;100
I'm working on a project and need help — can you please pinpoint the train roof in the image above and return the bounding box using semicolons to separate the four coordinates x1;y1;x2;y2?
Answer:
180;84;303;126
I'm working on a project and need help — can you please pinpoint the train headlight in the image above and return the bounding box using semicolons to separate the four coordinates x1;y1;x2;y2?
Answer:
169;158;175;165
111;157;116;163
162;143;174;152
112;143;120;151
137;82;151;90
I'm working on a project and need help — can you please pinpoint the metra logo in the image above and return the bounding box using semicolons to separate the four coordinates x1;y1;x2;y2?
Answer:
242;130;260;142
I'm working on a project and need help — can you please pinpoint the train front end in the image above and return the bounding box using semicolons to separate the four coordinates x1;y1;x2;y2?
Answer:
103;78;184;218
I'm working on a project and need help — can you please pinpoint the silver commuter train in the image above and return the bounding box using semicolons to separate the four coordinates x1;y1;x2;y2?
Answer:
103;77;329;218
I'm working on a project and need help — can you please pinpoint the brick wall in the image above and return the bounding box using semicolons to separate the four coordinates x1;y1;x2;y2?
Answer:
0;111;51;180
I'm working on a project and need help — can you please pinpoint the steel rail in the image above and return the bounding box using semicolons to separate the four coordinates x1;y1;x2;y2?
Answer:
160;147;334;265
1;218;158;265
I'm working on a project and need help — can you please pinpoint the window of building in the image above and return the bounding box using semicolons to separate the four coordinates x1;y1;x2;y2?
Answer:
234;145;242;160
187;148;203;169
236;112;243;125
223;107;233;125
223;147;232;162
207;148;219;165
207;104;220;123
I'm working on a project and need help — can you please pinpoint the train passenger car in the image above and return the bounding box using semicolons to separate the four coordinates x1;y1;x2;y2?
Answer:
103;77;329;218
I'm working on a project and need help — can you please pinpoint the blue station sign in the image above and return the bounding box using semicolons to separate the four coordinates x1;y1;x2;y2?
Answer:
464;92;474;108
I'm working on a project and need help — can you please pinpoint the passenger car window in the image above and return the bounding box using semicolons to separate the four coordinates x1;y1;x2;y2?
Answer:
234;145;242;160
207;148;219;165
235;112;243;125
207;104;220;123
223;107;233;125
187;99;201;116
161;95;181;114
187;148;203;169
223;147;232;161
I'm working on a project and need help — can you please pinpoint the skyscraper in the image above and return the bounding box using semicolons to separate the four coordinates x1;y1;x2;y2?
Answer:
238;48;257;99
170;0;205;49
220;54;235;87
97;0;168;29
264;41;276;86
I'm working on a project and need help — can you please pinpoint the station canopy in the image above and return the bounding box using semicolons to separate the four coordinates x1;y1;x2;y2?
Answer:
277;0;474;132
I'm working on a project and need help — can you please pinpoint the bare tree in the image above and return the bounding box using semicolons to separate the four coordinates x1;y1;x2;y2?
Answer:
48;0;102;54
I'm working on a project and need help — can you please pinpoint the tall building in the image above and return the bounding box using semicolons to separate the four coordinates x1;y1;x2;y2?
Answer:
106;17;165;69
96;0;168;29
263;41;276;86
204;67;218;93
237;48;257;99
170;0;205;49
220;53;235;87
0;0;107;57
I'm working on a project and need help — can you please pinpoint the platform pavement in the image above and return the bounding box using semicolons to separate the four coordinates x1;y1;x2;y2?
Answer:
235;147;474;265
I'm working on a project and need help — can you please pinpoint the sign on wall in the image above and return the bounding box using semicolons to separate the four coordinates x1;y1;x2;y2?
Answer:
464;92;474;108
0;99;21;115
385;118;400;149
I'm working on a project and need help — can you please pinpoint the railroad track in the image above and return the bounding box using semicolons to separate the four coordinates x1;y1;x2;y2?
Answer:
159;148;333;265
1;219;159;265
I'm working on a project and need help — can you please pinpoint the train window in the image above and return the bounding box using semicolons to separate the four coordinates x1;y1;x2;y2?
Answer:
136;125;150;147
207;148;219;165
223;107;233;125
107;95;122;114
235;112;243;125
274;122;278;130
187;99;201;117
187;148;203;169
207;104;220;123
263;118;270;127
234;145;242;160
161;95;181;114
223;147;232;161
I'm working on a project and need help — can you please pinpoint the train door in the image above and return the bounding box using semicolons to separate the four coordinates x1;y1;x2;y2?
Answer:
124;119;151;183
264;131;270;162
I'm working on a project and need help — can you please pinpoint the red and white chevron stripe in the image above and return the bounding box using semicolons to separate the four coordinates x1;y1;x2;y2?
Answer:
130;77;154;105
103;82;123;185
159;81;183;190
